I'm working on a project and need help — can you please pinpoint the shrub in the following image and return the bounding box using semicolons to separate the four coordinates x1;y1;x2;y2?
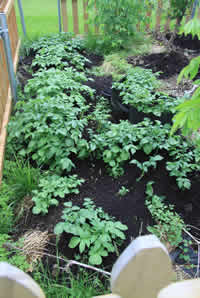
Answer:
87;0;148;52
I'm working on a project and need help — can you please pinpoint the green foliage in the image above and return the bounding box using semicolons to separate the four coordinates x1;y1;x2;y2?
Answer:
7;96;90;173
0;183;14;233
166;140;200;189
171;18;200;137
32;174;84;215
169;0;193;20
0;234;29;272
87;97;111;132
180;17;200;39
113;67;183;116
99;53;132;80
34;264;109;298
87;0;148;52
54;198;127;265
145;181;186;247
3;159;40;201
90;118;200;188
117;186;130;196
32;40;89;71
30;33;74;50
25;68;94;99
90;119;164;177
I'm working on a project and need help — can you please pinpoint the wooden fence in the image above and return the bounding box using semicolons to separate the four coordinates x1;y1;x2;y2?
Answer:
59;0;197;35
0;0;20;182
0;235;199;298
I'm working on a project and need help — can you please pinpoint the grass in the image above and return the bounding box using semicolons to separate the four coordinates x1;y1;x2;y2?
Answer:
15;0;86;39
91;34;153;80
3;158;40;202
33;262;109;298
15;0;59;38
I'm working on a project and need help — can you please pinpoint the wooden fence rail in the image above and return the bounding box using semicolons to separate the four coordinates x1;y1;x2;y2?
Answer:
0;0;20;182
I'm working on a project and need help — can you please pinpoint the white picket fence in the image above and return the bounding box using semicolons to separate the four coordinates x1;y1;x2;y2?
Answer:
0;235;199;298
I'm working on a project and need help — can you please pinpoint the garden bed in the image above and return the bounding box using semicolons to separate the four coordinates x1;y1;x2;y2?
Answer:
3;33;200;292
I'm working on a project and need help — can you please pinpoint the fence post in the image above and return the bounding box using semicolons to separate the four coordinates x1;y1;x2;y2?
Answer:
0;13;17;103
61;0;68;32
57;0;62;32
17;0;26;37
156;0;163;32
72;0;79;34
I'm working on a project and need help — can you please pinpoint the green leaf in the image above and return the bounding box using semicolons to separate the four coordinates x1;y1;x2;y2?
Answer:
89;254;102;265
143;144;153;155
79;241;86;253
54;222;65;235
32;206;42;215
69;237;80;248
61;158;75;171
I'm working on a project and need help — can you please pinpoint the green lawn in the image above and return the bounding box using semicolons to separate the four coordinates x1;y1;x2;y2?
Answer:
15;0;59;38
15;0;85;39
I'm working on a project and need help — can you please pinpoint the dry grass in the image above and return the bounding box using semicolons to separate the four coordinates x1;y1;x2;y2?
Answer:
22;230;49;271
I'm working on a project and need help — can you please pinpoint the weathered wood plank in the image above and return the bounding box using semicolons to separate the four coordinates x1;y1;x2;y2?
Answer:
83;0;88;33
61;0;68;32
156;0;163;31
72;0;79;34
0;0;20;183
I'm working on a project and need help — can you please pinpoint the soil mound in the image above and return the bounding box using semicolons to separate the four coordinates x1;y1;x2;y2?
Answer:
127;51;189;79
166;33;200;51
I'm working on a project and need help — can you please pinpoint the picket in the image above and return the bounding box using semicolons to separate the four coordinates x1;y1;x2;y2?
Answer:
94;235;174;298
0;262;45;298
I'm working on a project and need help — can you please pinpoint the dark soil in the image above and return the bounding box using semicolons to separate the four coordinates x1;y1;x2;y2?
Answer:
127;51;189;79
84;74;112;98
166;33;200;51
84;52;104;68
17;53;34;90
